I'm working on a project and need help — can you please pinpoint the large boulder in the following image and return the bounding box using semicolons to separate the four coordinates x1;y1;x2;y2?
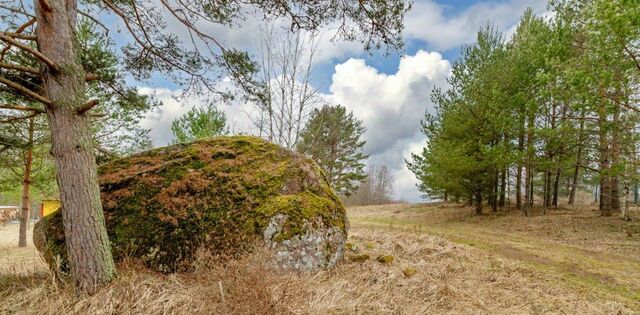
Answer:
34;136;348;273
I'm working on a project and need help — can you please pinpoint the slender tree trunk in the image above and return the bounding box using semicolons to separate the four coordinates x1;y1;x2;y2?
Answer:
491;169;498;212
516;117;525;210
568;117;586;205
525;112;535;209
18;118;34;248
475;190;483;215
36;0;116;294
443;191;448;202
499;167;506;208
552;168;560;208
610;103;621;212
597;102;612;217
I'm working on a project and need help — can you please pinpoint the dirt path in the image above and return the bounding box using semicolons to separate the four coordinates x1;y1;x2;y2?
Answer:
349;203;640;310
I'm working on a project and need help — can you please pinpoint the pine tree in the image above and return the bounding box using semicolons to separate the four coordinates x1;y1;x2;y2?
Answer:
171;105;228;143
296;105;368;196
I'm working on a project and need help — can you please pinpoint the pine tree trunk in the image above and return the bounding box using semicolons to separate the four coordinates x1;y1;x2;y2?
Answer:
610;103;621;212
569;121;585;205
597;102;612;217
475;190;483;215
36;0;116;294
552;168;560;208
18;118;34;248
516;117;525;210
499;167;506;208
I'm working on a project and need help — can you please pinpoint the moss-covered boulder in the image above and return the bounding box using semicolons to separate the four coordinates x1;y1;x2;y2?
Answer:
34;136;348;273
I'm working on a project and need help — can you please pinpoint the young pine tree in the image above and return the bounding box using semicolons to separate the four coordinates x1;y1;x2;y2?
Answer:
296;105;368;196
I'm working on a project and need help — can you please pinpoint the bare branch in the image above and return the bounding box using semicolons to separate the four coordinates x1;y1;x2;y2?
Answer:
0;4;35;18
0;104;45;113
2;32;36;41
77;99;99;114
0;33;59;72
86;73;100;81
0;62;39;75
78;10;110;37
0;111;41;124
0;76;52;105
0;18;36;62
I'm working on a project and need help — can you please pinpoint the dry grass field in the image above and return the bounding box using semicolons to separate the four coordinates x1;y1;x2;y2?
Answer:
1;203;639;314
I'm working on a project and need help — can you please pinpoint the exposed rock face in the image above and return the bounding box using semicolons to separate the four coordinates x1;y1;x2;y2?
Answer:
34;136;348;273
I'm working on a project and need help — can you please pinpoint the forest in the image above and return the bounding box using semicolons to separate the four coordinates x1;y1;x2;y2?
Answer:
408;2;640;218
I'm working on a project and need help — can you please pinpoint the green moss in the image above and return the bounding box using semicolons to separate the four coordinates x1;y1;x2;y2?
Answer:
349;253;370;262
402;266;418;277
376;255;394;264
34;136;347;273
345;242;358;252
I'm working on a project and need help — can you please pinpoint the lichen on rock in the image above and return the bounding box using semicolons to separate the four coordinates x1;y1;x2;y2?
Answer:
34;136;348;273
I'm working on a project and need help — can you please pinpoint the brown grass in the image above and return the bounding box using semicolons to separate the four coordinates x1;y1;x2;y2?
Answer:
1;203;639;314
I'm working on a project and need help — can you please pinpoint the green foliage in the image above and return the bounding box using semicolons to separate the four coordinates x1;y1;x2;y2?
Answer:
296;105;368;196
171;105;228;144
409;2;640;213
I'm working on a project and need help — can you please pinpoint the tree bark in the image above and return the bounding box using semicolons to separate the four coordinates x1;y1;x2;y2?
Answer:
568;117;586;206
36;0;116;294
610;102;621;212
516;116;525;210
475;190;483;215
499;167;506;209
552;168;560;208
18;118;34;247
597;101;612;217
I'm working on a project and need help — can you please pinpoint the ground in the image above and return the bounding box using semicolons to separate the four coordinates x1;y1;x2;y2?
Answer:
1;203;639;314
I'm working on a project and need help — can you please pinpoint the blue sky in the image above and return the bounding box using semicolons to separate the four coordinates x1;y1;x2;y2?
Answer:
126;0;549;202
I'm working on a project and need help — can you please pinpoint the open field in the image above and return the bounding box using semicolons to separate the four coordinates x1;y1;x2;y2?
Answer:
1;203;639;314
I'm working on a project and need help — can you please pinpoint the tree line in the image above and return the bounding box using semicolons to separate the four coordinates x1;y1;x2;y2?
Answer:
408;0;640;218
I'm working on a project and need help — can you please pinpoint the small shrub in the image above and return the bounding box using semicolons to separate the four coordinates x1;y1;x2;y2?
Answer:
376;255;394;265
349;253;370;262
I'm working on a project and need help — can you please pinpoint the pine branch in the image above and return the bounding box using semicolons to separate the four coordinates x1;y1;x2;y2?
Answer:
0;76;52;105
0;62;39;75
2;32;36;41
0;33;59;72
0;104;45;113
77;99;99;114
0;111;41;123
0;18;36;63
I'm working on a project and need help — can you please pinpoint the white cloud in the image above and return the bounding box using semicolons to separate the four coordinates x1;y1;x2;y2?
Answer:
405;0;548;51
138;86;259;146
329;50;451;202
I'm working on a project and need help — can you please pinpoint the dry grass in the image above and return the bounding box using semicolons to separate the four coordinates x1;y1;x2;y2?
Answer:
1;204;639;314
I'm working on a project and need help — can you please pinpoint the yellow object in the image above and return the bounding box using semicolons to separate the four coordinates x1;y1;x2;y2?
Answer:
40;200;61;218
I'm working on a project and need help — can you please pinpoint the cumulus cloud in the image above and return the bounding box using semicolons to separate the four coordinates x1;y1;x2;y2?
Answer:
405;0;548;51
329;50;451;201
